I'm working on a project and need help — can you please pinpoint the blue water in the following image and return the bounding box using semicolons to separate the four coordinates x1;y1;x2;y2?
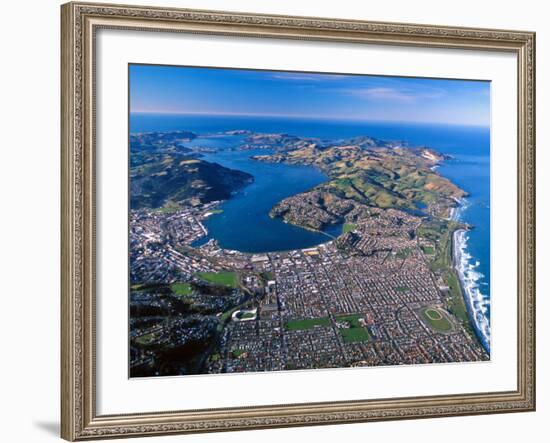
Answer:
131;113;491;352
196;145;340;252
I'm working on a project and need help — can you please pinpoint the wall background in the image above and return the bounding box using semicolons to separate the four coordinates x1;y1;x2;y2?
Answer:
0;0;546;441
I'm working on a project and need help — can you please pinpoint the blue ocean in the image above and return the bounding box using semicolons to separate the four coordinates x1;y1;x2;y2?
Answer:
130;113;491;352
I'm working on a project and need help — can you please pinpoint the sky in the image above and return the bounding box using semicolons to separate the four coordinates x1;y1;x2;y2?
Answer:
129;64;490;127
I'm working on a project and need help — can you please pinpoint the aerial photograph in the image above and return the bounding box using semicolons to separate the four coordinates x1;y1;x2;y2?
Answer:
128;64;491;378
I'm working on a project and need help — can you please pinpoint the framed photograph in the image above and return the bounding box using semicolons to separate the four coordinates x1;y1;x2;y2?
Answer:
61;2;536;440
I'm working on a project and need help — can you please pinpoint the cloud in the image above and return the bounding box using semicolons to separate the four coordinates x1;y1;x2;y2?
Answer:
346;87;445;102
269;73;353;82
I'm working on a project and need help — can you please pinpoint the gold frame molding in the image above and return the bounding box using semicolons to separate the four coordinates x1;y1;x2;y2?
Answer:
61;2;536;440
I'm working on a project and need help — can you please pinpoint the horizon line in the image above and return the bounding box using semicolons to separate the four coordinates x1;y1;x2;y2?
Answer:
130;110;490;128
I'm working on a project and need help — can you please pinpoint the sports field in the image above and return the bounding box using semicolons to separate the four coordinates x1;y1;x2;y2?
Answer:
421;307;453;332
285;317;331;330
340;327;370;343
195;271;238;288
336;314;370;343
170;282;193;296
237;311;255;320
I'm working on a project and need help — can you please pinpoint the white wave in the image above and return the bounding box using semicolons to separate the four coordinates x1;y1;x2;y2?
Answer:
448;197;469;222
453;229;491;352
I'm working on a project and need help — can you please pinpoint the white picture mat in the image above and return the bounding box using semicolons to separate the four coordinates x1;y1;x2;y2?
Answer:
95;28;517;415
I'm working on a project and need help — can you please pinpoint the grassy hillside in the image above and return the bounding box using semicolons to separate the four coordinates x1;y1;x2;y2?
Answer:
130;153;253;210
257;143;466;227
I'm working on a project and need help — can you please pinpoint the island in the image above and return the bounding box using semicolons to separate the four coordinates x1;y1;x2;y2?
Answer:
129;130;488;377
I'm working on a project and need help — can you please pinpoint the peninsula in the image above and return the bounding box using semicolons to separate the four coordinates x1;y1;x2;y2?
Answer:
129;130;488;377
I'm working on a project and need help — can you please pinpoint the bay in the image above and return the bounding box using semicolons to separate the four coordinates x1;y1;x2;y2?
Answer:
131;113;491;351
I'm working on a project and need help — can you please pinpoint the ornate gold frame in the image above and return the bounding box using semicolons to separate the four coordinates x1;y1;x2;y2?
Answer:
61;2;536;440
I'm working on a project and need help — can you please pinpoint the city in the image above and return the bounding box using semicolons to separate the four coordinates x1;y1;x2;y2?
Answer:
129;147;488;377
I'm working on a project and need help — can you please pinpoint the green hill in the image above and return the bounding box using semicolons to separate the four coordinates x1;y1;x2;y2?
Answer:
258;143;465;229
130;153;253;209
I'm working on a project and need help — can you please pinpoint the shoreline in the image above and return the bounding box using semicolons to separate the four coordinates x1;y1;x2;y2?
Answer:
193;219;339;255
451;226;490;354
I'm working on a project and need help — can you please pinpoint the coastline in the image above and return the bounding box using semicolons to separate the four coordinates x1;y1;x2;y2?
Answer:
131;123;492;376
451;226;490;354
